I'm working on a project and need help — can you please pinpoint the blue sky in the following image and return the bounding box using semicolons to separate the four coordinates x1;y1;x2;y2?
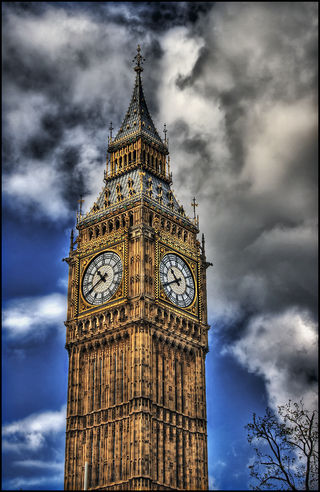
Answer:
2;2;318;490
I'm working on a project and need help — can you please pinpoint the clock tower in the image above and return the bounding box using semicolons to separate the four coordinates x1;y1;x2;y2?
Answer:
64;46;210;490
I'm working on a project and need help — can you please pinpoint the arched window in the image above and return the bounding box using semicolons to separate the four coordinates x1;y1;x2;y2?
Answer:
129;213;133;227
149;213;153;227
109;221;113;232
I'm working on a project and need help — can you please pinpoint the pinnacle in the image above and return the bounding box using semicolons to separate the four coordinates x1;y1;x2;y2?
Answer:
112;47;163;147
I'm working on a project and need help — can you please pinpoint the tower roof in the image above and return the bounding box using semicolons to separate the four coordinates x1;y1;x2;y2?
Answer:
109;45;165;150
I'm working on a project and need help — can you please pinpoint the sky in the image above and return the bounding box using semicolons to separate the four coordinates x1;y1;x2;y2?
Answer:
2;2;318;490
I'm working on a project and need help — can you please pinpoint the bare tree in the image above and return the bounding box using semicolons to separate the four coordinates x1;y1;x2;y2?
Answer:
246;399;318;490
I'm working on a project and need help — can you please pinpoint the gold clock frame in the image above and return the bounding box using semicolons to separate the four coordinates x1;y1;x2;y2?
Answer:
77;240;127;317
156;240;200;319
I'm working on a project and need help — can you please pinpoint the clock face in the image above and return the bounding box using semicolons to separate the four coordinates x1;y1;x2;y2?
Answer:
159;253;195;308
82;251;123;305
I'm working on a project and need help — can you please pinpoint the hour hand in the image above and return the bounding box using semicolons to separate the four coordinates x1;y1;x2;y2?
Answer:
97;270;107;281
163;277;182;287
170;268;181;286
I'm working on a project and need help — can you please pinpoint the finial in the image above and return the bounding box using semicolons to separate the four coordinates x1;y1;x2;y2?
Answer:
70;229;74;252
78;195;84;216
138;170;145;192
109;121;113;140
133;44;145;73
191;197;198;220
163;123;168;144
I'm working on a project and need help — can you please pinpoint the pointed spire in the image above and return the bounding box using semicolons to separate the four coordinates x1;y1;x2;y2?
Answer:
110;45;164;148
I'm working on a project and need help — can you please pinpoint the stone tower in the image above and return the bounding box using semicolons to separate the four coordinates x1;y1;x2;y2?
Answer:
64;46;210;491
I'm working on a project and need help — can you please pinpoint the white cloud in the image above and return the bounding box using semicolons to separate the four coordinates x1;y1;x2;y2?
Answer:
2;293;66;338
6;7;97;61
14;459;64;471
3;161;70;221
3;405;66;453
4;473;63;491
224;308;318;411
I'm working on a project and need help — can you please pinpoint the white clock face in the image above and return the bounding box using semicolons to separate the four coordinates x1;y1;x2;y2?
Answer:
159;253;195;308
82;251;123;305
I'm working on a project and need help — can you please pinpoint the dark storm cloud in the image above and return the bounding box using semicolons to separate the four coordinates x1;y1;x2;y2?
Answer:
2;0;317;412
64;2;213;33
154;1;318;409
4;2;210;219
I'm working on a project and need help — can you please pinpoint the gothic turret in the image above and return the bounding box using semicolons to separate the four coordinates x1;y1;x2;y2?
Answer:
77;46;198;232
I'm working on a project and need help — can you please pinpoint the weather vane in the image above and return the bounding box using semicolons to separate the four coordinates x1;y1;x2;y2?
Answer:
133;44;145;73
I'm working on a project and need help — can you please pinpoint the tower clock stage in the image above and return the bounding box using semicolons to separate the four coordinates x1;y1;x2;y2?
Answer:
64;45;211;491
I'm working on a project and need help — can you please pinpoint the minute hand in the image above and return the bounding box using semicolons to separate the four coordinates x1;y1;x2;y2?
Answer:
87;272;107;295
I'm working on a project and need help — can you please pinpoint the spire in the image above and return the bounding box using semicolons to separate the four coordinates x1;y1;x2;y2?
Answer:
111;45;164;147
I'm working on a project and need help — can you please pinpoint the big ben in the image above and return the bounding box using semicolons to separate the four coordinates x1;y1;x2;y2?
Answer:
64;46;210;491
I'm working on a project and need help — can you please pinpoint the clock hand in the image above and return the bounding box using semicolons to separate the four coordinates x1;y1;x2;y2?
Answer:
163;277;182;287
97;269;108;281
87;271;107;295
170;268;178;280
170;268;182;286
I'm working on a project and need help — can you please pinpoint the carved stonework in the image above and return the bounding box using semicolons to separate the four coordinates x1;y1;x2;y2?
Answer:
64;46;209;491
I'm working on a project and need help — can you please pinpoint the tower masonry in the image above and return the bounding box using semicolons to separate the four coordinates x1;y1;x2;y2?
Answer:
64;45;211;491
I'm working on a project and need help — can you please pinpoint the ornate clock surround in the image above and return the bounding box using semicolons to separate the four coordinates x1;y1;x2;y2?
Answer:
78;238;128;317
156;240;201;320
